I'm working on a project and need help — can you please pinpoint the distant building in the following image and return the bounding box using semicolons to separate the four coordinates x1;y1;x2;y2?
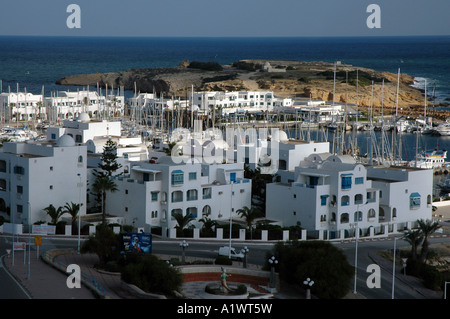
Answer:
0;91;44;123
0;136;87;227
107;156;252;237
266;154;433;239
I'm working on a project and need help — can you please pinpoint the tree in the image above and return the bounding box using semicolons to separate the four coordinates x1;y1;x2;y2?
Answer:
43;204;64;225
236;206;263;239
97;139;122;177
272;240;353;299
404;229;424;261
243;165;273;215
63;201;83;235
92;175;118;226
81;224;121;267
199;215;218;235
417;219;441;263
173;211;194;234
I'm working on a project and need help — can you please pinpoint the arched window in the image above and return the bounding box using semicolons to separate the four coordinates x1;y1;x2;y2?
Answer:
202;205;211;216
341;195;350;206
354;211;362;222
340;213;349;224
78;155;83;163
368;208;376;219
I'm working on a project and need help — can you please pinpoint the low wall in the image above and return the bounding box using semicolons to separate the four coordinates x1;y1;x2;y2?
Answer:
178;265;276;288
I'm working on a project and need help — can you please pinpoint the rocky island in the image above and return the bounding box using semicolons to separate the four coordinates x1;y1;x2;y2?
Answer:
56;59;449;120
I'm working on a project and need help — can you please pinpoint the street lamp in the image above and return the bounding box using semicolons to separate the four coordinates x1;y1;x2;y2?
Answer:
77;173;82;254
351;222;359;294
392;233;409;299
241;246;249;268
180;240;189;265
444;281;449;299
268;256;278;288
303;278;315;299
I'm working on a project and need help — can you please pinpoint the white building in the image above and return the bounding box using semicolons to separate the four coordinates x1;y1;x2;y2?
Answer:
106;156;252;237
0;91;45;123
266;154;433;239
190;91;275;115
0;136;87;227
45;90;124;122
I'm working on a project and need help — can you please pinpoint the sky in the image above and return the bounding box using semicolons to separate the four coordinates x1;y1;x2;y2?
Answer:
0;0;449;37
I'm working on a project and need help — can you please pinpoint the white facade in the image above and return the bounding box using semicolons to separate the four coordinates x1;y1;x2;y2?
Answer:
45;90;124;122
106;156;252;236
266;154;433;238
0;136;87;227
190;91;275;115
0;91;45;123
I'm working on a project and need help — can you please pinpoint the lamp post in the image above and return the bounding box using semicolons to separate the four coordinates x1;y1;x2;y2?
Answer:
77;173;82;254
27;201;31;279
392;233;409;299
303;278;315;299
241;246;249;268
229;182;234;259
268;256;278;288
351;222;359;294
444;281;449;299
180;240;188;265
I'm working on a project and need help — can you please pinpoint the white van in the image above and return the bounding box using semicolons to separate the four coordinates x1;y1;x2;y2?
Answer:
218;246;245;260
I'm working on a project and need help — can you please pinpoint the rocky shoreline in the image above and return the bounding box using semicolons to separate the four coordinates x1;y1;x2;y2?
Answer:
56;59;450;121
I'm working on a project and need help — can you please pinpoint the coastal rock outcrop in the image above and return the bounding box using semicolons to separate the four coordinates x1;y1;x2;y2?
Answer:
56;59;445;118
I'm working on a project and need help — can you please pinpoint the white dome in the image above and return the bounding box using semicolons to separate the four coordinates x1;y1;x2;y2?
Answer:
56;135;76;147
271;130;288;142
77;112;90;123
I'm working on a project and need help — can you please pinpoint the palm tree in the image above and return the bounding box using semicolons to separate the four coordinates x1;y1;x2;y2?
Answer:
92;175;118;226
43;204;64;225
63;202;83;235
404;229;423;261
236;206;263;240
199;215;218;235
417;219;441;262
173;211;194;234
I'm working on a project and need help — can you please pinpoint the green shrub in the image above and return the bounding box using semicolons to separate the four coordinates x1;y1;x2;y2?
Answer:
121;254;183;296
214;255;232;265
271;240;353;299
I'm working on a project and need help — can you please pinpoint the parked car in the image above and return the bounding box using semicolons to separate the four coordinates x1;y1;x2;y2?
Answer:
218;246;244;260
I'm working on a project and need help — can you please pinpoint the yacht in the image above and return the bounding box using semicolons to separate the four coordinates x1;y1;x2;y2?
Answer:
434;122;450;136
408;149;448;170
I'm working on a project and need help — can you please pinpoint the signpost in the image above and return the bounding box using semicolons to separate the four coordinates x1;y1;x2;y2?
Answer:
35;235;42;259
401;258;408;275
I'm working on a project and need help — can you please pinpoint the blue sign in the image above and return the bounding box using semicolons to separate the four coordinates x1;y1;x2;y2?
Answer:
121;233;152;254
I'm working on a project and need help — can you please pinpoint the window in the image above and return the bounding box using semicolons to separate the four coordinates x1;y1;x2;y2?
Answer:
368;209;376;219
354;211;363;222
410;192;421;209
202;187;212;199
341;195;350;206
151;192;158;201
341;175;352;190
320;195;328;206
171;190;183;203
355;177;364;184
78;155;83;163
230;172;236;183
17;185;23;194
171;170;184;185
189;172;197;180
340;213;349;224
17;205;23;214
354;194;363;205
0;160;6;173
186;207;197;218
13;166;25;175
187;189;198;201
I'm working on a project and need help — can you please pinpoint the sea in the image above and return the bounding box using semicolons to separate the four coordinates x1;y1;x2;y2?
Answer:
0;35;449;183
